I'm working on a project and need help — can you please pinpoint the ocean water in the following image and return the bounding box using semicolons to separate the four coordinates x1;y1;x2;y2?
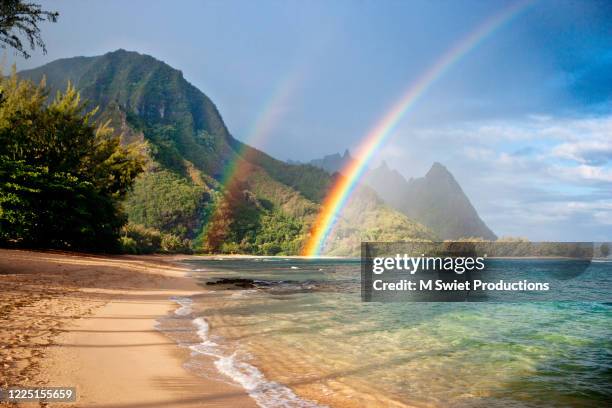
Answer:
159;258;612;408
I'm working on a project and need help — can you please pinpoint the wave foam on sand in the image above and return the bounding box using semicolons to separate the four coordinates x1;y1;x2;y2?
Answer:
171;296;194;316
171;297;324;408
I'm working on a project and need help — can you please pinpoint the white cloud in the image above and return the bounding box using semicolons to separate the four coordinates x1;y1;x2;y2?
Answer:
553;139;612;164
388;114;612;240
553;164;612;183
410;115;612;146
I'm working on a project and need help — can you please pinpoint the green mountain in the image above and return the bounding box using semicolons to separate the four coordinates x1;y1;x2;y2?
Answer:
19;49;434;255
308;153;497;241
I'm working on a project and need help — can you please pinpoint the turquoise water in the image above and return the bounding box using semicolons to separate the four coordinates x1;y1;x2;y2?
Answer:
174;258;611;407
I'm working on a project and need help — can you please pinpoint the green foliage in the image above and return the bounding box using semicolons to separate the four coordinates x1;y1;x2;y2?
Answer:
0;70;144;250
324;185;435;256
0;1;59;59
125;113;187;175
119;223;161;254
247;168;319;219
230;139;331;203
22;50;232;177
254;211;305;255
119;236;139;254
197;188;306;255
16;51;440;255
120;223;192;254
124;170;207;238
161;233;192;253
0;158;124;249
197;188;262;254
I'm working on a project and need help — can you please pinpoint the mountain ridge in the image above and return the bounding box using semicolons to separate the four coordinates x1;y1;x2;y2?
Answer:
19;49;436;255
306;151;497;240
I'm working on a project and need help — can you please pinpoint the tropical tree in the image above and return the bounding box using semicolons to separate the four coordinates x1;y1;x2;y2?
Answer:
0;1;58;58
0;70;144;250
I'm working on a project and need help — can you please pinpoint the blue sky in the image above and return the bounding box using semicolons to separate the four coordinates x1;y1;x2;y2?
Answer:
6;0;612;240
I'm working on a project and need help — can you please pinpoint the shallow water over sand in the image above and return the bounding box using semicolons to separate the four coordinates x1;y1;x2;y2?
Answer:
160;258;611;407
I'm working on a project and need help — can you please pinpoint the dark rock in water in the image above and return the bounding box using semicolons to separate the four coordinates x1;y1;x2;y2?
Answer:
206;278;257;289
206;277;298;289
206;277;314;291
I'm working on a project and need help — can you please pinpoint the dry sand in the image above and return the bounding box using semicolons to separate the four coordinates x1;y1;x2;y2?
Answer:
0;249;256;407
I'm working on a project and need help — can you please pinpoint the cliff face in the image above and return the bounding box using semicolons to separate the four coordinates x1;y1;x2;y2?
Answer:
19;50;434;255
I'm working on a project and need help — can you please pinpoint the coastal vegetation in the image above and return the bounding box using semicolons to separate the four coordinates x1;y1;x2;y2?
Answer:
0;49;512;255
8;50;438;255
0;70;144;250
124;169;208;238
0;0;58;59
119;223;192;254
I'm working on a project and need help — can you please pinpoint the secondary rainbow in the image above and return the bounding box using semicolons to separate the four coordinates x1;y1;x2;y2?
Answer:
220;68;303;190
202;69;303;242
302;0;534;256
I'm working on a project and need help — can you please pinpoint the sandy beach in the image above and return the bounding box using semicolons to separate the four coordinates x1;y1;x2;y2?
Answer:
0;249;256;408
2;250;609;408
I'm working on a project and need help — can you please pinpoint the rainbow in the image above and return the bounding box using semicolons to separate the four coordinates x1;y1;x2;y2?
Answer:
221;69;303;189
302;0;534;257
201;69;304;247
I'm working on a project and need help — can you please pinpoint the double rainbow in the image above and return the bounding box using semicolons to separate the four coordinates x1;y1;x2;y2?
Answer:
302;0;534;257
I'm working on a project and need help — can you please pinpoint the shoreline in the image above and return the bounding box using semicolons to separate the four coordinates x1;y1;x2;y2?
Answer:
3;250;607;407
0;249;256;407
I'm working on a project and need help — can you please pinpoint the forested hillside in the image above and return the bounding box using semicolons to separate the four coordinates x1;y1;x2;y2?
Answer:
19;50;434;255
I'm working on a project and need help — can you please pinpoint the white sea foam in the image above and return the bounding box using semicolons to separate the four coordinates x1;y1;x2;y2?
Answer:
172;297;193;316
189;317;224;358
189;316;324;408
171;296;193;316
